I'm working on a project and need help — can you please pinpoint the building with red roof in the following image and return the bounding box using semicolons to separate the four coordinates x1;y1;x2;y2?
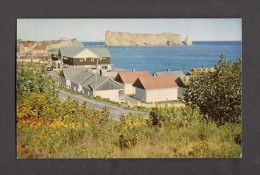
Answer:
114;70;150;94
133;76;179;102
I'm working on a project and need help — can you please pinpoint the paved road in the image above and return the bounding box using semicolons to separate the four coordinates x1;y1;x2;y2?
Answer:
59;90;150;120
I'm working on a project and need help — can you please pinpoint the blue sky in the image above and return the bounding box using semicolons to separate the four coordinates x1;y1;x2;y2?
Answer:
17;19;241;41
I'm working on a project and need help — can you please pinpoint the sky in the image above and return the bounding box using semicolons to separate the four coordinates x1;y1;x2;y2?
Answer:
17;19;241;41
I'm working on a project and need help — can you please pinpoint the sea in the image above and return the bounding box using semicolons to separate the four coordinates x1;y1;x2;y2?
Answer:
83;41;242;74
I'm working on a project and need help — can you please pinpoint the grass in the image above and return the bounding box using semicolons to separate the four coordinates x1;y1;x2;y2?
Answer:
17;103;241;158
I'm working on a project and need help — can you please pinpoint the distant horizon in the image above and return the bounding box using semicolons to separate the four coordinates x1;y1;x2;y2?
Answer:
17;19;241;41
17;39;242;42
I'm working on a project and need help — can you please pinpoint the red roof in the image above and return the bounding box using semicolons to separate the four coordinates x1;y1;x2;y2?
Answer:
115;71;150;84
33;45;47;50
133;76;179;90
21;43;30;47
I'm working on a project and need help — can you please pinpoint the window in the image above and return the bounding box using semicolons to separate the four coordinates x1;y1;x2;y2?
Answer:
91;58;94;62
79;58;83;62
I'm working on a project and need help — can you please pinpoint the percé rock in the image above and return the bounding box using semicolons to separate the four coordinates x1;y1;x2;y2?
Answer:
184;35;192;45
105;31;182;46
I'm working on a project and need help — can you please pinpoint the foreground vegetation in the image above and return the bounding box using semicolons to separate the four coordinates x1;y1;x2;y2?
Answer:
16;55;241;158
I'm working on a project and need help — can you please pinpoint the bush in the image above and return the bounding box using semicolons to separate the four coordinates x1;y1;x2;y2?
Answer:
118;114;148;149
182;52;242;123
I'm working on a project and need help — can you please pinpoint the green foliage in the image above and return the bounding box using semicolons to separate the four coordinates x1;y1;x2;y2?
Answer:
17;65;59;97
118;114;148;149
182;52;242;123
149;106;202;128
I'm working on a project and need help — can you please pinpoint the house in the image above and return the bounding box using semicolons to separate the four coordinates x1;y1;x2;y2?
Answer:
48;47;112;72
70;71;93;92
80;75;124;102
132;76;179;102
61;67;86;88
61;67;124;102
153;69;185;87
153;69;185;80
114;70;150;95
17;42;35;56
31;44;49;57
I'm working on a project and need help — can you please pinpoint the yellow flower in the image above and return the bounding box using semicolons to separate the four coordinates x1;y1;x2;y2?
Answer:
84;122;89;128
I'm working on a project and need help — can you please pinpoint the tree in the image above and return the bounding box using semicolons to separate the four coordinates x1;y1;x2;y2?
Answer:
182;52;242;123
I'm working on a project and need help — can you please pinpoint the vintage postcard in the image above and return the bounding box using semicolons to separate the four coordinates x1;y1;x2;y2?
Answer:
16;19;242;158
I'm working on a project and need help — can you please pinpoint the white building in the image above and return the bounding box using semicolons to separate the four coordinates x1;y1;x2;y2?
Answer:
133;76;179;102
114;70;150;95
61;67;124;102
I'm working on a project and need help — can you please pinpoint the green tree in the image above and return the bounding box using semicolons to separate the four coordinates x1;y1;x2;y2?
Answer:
182;52;242;123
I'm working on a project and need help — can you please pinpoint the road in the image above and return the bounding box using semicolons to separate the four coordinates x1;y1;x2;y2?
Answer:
59;90;150;120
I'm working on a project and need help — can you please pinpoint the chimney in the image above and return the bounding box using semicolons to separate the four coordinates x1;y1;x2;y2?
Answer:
132;69;135;72
167;68;170;72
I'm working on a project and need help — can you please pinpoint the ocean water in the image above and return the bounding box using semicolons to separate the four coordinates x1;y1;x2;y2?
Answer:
83;41;242;74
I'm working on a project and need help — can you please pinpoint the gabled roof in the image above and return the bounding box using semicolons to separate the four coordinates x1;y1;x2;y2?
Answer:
48;48;59;54
21;43;30;47
153;70;185;80
87;47;110;58
62;67;86;80
48;47;111;58
70;71;93;84
59;47;85;58
115;71;150;84
133;76;179;90
33;45;48;50
81;75;109;90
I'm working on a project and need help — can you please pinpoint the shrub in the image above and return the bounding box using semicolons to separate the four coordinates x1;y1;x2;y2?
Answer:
182;52;242;123
118;114;148;149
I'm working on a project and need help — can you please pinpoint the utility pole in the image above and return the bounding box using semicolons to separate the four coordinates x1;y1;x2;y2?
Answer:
94;58;99;97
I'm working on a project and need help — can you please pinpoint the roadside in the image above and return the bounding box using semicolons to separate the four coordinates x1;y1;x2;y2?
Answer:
59;90;149;120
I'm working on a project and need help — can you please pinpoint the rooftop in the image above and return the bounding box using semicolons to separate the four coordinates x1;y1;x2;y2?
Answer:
153;70;185;80
62;67;86;80
33;45;48;50
133;76;179;90
48;47;110;58
115;71;150;84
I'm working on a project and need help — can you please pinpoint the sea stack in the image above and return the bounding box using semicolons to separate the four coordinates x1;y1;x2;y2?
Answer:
184;35;192;45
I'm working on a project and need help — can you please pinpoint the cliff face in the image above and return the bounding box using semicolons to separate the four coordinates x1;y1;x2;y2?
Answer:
105;31;182;46
17;38;84;49
46;39;84;49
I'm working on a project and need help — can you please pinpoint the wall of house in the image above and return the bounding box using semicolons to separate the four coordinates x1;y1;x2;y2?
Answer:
135;88;146;102
63;57;110;66
145;88;178;102
65;79;71;89
96;90;120;102
124;83;136;95
71;82;80;92
82;87;93;96
61;78;66;88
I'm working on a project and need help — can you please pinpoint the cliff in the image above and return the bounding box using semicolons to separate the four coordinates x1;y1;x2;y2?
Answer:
43;38;84;49
105;31;182;46
17;38;84;49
